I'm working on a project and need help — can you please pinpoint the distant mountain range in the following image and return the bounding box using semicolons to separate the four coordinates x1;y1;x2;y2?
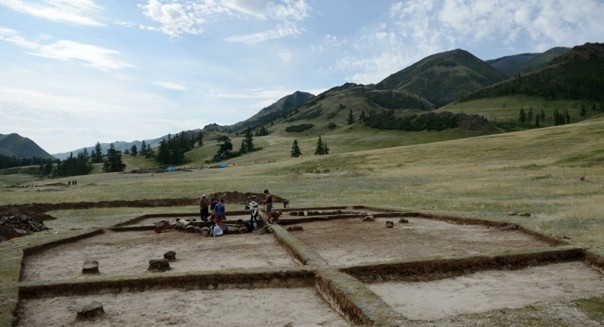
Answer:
3;43;600;161
0;133;54;160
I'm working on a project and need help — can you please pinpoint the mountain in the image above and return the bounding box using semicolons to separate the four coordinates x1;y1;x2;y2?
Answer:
375;49;508;107
228;91;315;133
487;47;571;77
486;52;540;76
0;133;55;159
462;43;604;102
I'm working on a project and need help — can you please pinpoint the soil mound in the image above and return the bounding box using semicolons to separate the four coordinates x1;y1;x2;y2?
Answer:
0;214;50;241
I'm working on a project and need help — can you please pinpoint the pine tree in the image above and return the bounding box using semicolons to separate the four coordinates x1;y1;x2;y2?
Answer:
527;107;534;122
213;135;233;161
347;108;355;125
156;139;170;164
519;108;526;123
314;136;324;155
240;127;255;154
580;104;587;117
145;144;153;159
130;144;138;156
323;140;329;155
290;139;302;158
92;142;103;163
103;143;126;172
140;140;148;156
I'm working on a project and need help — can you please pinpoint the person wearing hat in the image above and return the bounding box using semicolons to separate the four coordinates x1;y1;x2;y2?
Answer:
199;194;210;222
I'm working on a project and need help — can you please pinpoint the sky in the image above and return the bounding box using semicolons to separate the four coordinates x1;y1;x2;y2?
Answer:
0;0;603;154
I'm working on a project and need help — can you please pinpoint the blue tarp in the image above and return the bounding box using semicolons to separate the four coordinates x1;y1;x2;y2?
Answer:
166;166;178;172
217;163;227;168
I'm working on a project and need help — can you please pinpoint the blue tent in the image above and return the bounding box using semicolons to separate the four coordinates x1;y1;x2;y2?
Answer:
166;166;178;172
217;162;227;168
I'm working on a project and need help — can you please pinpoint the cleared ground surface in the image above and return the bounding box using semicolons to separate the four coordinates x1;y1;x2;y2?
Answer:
21;229;297;282
292;217;552;266
18;287;351;327
370;261;604;321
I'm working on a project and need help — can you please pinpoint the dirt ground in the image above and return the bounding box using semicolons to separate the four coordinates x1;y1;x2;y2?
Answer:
292;217;552;266
369;261;604;322
18;287;351;327
21;228;298;282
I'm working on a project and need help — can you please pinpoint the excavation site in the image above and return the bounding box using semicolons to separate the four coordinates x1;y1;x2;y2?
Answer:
10;199;604;326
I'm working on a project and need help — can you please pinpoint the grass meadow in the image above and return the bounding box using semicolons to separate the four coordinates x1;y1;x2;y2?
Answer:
1;113;604;325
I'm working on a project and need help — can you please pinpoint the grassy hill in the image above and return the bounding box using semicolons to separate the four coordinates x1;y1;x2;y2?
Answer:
463;43;604;103
375;49;508;107
0;133;54;159
486;47;570;77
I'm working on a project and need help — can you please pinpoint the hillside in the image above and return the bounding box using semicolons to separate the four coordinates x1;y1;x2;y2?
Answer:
0;133;54;159
50;44;597;162
487;52;540;76
375;49;508;107
228;91;315;133
462;43;604;103
486;47;570;77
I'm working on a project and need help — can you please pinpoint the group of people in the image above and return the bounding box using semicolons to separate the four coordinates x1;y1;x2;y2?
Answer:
198;189;274;237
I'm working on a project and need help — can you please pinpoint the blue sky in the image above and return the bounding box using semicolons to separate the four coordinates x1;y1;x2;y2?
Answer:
0;0;602;154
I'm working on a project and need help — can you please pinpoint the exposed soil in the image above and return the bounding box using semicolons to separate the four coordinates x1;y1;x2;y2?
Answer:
0;192;283;241
21;228;298;282
0;191;283;216
18;287;351;327
292;217;552;266
369;261;604;322
12;204;604;325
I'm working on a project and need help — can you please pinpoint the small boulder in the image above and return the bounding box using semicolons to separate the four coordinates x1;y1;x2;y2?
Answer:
148;259;171;272
163;251;176;261
519;213;531;217
362;216;374;222
386;221;394;228
399;218;409;223
76;301;104;320
82;260;99;274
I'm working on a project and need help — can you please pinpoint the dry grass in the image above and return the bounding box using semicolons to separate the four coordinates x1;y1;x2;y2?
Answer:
2;118;604;251
1;117;604;325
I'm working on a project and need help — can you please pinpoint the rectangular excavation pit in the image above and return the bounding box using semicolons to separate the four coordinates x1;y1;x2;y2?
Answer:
20;228;298;282
116;211;254;227
290;217;558;266
367;260;604;321
18;270;352;327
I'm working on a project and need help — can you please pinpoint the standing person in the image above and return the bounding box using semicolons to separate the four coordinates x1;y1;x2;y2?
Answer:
199;194;210;222
214;198;226;226
263;189;273;215
210;197;218;218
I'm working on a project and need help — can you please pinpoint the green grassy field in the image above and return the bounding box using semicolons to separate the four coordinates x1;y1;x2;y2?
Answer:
1;116;604;325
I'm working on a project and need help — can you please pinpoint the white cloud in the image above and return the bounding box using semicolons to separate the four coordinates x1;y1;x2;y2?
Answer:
225;23;302;43
327;0;604;84
0;28;132;71
153;81;188;90
0;0;104;26
138;0;310;41
222;0;270;18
